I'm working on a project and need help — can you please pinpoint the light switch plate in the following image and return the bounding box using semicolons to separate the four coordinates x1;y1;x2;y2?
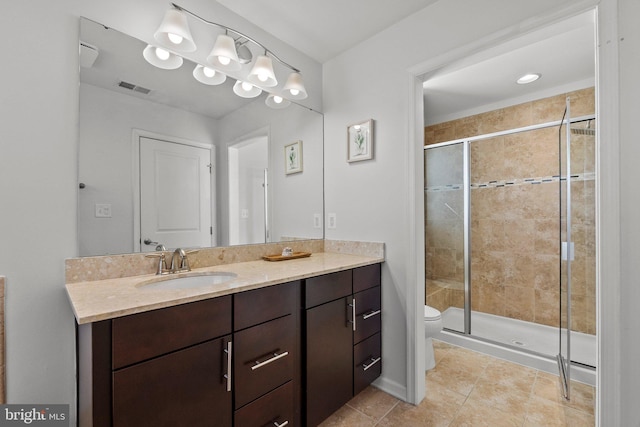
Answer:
95;203;112;218
327;213;336;229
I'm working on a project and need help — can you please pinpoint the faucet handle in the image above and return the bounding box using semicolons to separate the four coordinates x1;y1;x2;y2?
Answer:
145;252;167;275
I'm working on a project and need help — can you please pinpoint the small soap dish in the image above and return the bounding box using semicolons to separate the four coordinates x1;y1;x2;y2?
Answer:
262;252;312;262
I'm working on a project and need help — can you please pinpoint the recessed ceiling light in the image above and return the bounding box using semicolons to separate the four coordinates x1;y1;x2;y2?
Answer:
517;73;541;84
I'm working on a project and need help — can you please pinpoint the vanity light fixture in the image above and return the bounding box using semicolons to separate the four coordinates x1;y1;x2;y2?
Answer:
265;94;291;109
153;7;196;53
233;80;262;98
248;54;278;87
193;64;227;85
206;33;242;72
516;73;541;84
283;72;308;100
146;3;308;105
142;45;183;69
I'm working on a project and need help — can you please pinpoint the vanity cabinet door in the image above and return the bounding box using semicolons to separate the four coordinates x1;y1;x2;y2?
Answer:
112;335;232;427
305;296;353;427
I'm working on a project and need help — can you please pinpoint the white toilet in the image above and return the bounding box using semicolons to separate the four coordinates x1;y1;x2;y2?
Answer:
424;305;443;371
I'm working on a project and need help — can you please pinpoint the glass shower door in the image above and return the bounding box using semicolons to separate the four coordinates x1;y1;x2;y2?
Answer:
558;98;572;399
424;142;467;333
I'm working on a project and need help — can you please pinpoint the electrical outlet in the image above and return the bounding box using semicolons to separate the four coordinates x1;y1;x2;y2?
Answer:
241;209;249;219
313;213;322;228
95;203;112;218
327;213;336;229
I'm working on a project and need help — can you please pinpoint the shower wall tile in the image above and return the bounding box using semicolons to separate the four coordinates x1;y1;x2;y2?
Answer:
503;253;536;289
505;286;535;322
471;219;505;253
533;254;560;292
534;219;560;255
534;289;560;327
503;219;536;254
532;93;567;124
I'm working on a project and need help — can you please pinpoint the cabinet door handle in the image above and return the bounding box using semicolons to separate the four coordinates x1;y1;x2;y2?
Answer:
273;421;289;427
362;356;381;371
362;309;381;320
224;341;232;392
251;351;289;371
348;298;357;331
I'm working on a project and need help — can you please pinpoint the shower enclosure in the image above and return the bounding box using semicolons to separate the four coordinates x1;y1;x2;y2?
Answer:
424;95;596;396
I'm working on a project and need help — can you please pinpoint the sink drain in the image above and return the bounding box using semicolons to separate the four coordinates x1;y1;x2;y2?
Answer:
510;339;526;346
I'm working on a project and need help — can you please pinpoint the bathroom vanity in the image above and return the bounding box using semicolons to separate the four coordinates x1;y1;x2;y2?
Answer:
67;249;382;427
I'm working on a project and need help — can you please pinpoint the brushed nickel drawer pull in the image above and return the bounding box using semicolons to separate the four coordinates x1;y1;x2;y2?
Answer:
362;309;381;320
273;421;289;427
251;351;289;371
224;341;232;392
348;298;357;331
363;357;381;371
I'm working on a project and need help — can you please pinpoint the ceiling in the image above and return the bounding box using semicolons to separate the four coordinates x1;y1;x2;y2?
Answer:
423;11;596;124
215;1;595;124
216;0;440;63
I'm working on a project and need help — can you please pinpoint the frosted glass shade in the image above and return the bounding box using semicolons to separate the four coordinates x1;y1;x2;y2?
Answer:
143;45;183;70
233;81;262;98
248;55;277;87
265;94;290;109
283;72;308;99
193;64;227;85
207;34;241;72
154;8;196;53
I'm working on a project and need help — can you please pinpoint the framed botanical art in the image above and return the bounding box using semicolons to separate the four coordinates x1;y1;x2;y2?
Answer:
284;140;303;174
347;119;374;162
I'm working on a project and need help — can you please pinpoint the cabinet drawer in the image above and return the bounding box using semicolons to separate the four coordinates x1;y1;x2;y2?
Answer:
234;281;299;331
113;336;232;427
354;332;382;395
112;296;232;369
353;263;381;293
234;381;294;427
354;286;381;344
234;314;296;408
305;269;352;308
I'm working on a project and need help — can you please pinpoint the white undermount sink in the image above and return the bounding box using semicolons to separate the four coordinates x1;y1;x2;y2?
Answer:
139;272;237;291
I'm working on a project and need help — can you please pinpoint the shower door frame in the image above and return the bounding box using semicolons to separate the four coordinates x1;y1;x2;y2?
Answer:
425;112;596;359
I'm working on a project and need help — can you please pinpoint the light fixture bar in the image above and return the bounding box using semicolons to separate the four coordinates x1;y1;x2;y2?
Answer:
171;3;301;73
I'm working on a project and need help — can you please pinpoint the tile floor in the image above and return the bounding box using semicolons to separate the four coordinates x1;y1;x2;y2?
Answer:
320;340;595;427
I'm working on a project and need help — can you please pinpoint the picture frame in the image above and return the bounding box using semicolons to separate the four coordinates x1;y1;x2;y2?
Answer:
284;140;303;174
347;119;374;162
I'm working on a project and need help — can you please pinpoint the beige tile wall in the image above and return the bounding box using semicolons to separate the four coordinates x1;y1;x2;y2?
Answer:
425;87;595;335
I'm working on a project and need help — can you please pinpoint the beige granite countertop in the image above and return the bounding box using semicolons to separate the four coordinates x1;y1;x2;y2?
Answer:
66;251;383;325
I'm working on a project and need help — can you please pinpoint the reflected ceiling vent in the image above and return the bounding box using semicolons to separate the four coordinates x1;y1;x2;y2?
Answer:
79;42;99;68
118;81;152;95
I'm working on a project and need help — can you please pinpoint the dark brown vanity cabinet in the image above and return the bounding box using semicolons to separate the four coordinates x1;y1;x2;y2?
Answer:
304;263;382;427
78;265;381;427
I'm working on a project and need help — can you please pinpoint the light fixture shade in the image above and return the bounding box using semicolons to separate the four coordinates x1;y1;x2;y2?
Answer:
265;94;291;109
207;34;241;71
516;73;541;84
143;45;183;70
193;64;227;85
154;8;196;53
248;55;277;87
233;81;262;98
283;72;308;99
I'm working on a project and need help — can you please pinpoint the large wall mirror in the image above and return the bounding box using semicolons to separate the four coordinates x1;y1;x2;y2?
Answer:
78;17;324;256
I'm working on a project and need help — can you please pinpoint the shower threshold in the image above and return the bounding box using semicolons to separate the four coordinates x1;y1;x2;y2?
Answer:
437;307;596;386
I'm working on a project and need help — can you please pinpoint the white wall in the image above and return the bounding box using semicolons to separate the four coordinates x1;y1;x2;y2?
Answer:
323;1;638;424
219;100;324;244
0;1;321;425
79;83;218;256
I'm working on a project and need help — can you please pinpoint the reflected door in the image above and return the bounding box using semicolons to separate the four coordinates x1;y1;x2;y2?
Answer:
139;137;212;252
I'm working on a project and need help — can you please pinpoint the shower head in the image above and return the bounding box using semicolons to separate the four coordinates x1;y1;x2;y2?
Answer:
571;120;595;136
